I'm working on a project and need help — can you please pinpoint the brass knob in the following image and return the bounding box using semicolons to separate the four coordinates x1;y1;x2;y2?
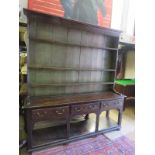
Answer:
56;109;64;115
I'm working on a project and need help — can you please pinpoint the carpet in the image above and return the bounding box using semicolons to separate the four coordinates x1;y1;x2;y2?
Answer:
33;135;135;155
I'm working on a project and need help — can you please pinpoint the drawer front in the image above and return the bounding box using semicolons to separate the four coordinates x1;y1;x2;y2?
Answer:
32;106;69;123
101;99;123;110
71;102;99;115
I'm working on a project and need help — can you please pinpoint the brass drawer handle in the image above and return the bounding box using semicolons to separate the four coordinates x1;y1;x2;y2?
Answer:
56;109;64;115
75;107;81;112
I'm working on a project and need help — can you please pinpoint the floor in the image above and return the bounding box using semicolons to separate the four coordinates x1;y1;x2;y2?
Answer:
20;103;135;155
105;104;135;142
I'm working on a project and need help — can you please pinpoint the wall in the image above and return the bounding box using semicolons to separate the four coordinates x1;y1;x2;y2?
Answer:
19;0;28;23
19;0;135;35
111;0;135;36
124;51;135;79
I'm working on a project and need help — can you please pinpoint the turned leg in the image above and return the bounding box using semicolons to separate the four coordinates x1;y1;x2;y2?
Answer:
106;110;110;118
66;116;70;139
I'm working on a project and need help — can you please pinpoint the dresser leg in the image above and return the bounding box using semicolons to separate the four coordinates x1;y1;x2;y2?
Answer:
66;117;70;139
26;109;33;150
118;109;123;126
106;110;110;118
95;112;99;132
85;114;89;120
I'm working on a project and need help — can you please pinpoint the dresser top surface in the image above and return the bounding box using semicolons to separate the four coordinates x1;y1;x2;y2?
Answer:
25;91;125;109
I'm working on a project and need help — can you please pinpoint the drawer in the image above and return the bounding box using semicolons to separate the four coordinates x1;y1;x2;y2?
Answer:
32;106;69;123
71;102;99;115
101;99;123;110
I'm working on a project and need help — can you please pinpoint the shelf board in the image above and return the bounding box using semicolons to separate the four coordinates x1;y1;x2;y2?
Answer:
30;37;118;51
30;82;114;88
32;115;117;148
28;66;116;72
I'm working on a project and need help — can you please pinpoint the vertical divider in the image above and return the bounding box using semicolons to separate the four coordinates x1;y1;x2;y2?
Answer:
77;31;82;93
66;106;70;139
65;27;69;93
27;17;31;97
50;22;54;94
26;108;33;149
118;108;123;127
100;49;103;82
113;37;120;91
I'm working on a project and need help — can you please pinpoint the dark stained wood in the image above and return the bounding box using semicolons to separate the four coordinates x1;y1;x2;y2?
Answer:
100;99;123;110
29;126;120;153
85;114;89;120
26;12;119;96
29;82;114;88
30;37;118;51
106;110;110;118
70;102;99;116
24;9;125;153
95;112;100;132
28;65;116;72
32;106;69;123
28;113;120;153
26;109;33;150
118;109;123;126
25;92;124;109
66;114;70;139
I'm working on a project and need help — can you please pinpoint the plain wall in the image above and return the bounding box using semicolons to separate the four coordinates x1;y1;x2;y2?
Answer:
124;51;135;79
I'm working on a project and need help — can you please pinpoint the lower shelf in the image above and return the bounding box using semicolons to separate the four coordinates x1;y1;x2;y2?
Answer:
32;113;118;149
